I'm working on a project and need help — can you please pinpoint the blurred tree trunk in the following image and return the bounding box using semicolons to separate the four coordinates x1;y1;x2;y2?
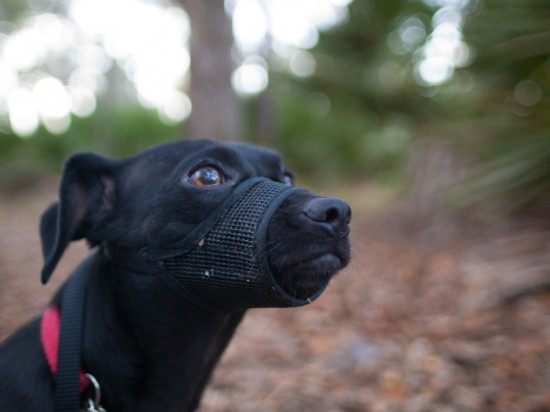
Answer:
256;88;275;145
179;0;241;141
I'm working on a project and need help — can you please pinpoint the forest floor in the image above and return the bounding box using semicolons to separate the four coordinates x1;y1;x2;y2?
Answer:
0;181;549;412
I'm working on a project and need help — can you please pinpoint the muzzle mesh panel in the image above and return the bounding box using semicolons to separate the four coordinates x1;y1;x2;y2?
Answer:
157;179;306;310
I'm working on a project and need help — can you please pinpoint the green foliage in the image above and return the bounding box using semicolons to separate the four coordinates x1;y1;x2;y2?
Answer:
1;0;548;213
452;0;550;211
272;74;413;186
270;0;449;191
272;0;550;212
0;106;181;189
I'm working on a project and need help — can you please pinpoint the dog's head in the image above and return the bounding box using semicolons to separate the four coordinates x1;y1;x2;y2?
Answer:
40;140;351;310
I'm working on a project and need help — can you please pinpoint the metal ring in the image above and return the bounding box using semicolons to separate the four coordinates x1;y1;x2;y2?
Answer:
85;373;102;408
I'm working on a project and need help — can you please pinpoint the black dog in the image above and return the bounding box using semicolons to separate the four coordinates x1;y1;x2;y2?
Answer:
0;139;351;411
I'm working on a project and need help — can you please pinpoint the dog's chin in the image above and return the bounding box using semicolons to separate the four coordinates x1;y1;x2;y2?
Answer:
271;253;343;300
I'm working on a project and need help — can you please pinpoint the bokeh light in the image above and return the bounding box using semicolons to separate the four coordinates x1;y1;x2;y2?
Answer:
34;76;72;134
7;88;39;137
385;0;476;86
0;0;352;136
232;58;269;96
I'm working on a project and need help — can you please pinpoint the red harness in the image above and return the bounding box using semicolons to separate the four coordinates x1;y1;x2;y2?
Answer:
40;306;91;392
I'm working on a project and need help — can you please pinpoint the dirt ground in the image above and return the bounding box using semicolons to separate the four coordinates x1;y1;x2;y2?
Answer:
0;181;549;412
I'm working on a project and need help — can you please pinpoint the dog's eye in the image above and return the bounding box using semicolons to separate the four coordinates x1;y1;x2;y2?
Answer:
190;166;224;186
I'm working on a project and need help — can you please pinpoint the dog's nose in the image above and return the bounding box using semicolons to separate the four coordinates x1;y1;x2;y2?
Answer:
303;197;351;236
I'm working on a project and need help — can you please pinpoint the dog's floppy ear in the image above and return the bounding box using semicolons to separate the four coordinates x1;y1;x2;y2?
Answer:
40;152;116;284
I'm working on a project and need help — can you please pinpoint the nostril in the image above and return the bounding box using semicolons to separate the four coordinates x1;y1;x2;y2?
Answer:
325;206;340;223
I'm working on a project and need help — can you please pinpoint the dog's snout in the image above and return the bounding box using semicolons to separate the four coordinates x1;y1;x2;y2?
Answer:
303;197;351;235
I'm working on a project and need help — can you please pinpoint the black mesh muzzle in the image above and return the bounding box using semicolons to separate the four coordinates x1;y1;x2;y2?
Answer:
137;177;330;312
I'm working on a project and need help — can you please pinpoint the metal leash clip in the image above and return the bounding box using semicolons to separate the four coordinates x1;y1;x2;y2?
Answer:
81;373;107;412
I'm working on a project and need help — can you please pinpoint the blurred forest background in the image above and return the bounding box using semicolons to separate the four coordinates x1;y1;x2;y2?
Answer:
0;0;549;411
0;0;548;213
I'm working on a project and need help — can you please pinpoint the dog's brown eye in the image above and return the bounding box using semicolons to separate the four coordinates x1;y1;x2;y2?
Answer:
190;166;224;186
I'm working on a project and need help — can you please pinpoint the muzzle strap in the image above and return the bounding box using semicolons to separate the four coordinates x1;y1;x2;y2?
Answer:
106;178;328;312
103;245;228;314
147;179;308;310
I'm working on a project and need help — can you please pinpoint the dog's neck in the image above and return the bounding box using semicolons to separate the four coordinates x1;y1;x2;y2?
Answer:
56;249;245;412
